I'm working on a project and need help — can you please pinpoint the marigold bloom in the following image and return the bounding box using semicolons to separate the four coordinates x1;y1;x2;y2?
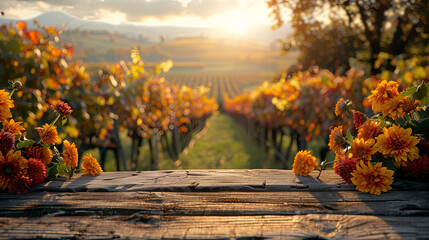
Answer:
0;150;28;191
62;140;78;168
328;126;346;154
334;155;356;184
0;89;14;123
27;158;46;186
0;130;15;156
368;80;399;113
351;161;394;195
348;138;376;163
335;98;349;117
24;145;52;165
51;100;73;116
81;154;103;176
38;123;58;145
3;119;25;136
292;150;318;176
374;125;420;168
357;120;382;141
381;95;404;120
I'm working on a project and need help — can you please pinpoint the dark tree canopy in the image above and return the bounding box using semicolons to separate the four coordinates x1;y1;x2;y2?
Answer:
267;0;429;73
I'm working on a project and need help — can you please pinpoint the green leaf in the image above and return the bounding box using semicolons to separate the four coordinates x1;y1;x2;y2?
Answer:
62;117;68;126
413;81;428;100
401;86;417;97
16;139;35;149
405;118;429;138
46;165;58;181
346;129;354;143
68;168;75;179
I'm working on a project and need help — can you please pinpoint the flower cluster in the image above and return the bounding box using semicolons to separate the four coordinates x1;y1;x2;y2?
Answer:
328;80;428;194
292;80;428;195
0;85;102;194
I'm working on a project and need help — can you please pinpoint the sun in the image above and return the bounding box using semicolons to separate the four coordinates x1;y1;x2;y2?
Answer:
214;11;255;35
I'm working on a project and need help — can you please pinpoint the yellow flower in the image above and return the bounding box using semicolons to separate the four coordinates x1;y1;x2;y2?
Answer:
3;119;25;136
367;80;399;113
381;95;404;120
328;126;346;154
38;123;58;145
0;89;14;123
348;138;376;163
0;150;28;190
357;120;382;141
292;150;318;176
351;161;394;195
62;140;78;168
374;125;420;168
81;154;103;176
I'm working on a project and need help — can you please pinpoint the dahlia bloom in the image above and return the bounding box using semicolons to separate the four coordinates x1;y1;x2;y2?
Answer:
51;100;73;116
335;98;349;117
0;130;15;156
328;126;346;154
24;145;53;165
3;119;25;136
38;123;59;145
352;110;366;129
334;155;356;184
81;154;103;176
0;150;28;191
292;150;318;176
381;95;404;120
357;120;382;141
351;161;394;195
0;89;14;123
374;125;420;168
348;138;376;163
62;140;78;168
27;158;47;186
367;80;400;113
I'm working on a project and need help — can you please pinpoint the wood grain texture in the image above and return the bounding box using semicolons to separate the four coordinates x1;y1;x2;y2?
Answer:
0;170;428;239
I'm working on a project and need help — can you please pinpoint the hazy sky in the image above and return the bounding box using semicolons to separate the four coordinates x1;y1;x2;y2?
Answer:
1;0;281;34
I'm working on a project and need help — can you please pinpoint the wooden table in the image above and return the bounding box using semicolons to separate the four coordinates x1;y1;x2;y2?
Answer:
1;170;428;239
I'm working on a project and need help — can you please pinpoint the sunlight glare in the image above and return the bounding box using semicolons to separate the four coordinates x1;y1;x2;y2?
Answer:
215;11;255;35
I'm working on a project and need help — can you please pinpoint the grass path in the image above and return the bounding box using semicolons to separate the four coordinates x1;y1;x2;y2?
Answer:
165;112;284;169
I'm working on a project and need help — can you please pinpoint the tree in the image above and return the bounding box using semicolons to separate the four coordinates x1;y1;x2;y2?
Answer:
267;0;429;73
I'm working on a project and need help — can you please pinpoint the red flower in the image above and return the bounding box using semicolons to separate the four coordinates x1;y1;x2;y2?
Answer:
51;100;73;116
0;130;15;156
27;158;47;186
334;155;357;184
401;155;429;178
352;110;366;129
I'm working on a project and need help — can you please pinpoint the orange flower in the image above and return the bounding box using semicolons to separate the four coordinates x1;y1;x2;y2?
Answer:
351;161;394;195
0;89;14;123
348;138;376;163
357;120;382;141
367;80;399;113
81;154;103;176
24;145;52;165
0;150;28;191
292;150;318;176
62;140;78;168
401;97;420;114
374;125;420;168
381;95;404;120
335;98;349;117
3;119;25;136
38;123;58;145
328;126;346;154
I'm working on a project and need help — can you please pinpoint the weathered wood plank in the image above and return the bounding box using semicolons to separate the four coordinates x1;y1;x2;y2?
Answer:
1;170;428;239
0;215;428;239
29;170;429;192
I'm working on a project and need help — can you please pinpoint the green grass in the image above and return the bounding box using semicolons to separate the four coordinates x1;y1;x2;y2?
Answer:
173;112;282;169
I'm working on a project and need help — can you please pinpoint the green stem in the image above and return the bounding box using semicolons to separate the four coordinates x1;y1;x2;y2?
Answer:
38;114;61;144
9;89;16;98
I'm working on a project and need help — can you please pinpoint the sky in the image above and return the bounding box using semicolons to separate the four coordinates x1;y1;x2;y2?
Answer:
0;0;285;35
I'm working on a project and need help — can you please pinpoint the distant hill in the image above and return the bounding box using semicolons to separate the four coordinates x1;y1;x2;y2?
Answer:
0;11;296;74
0;11;288;43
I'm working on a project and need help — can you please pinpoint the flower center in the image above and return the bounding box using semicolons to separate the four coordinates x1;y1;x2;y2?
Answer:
5;166;13;174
